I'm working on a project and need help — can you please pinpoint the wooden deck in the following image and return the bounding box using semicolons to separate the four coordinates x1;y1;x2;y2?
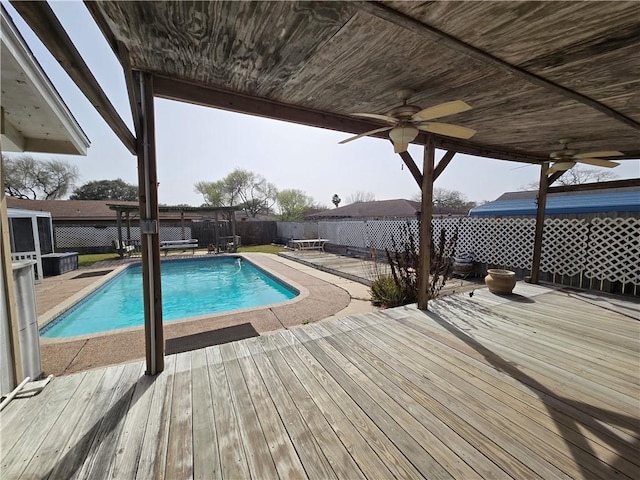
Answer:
1;284;639;479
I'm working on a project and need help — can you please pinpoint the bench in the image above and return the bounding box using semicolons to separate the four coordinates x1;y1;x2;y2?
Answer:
290;238;330;252
160;239;199;255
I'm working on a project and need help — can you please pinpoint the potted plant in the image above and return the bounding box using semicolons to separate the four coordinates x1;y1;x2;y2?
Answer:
484;268;516;294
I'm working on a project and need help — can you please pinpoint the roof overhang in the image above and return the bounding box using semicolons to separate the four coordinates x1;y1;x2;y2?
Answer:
0;5;89;155
82;1;639;164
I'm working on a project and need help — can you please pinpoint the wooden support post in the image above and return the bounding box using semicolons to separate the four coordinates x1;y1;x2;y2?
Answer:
125;211;131;243
0;160;23;386
134;71;164;375
180;211;185;240
214;211;220;252
417;137;435;310
433;150;456;181
529;162;549;284
397;149;423;187
116;211;123;258
232;210;238;251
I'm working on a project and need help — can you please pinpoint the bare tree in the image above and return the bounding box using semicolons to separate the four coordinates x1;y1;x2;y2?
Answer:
521;165;619;190
346;191;375;204
555;166;619;186
3;154;79;199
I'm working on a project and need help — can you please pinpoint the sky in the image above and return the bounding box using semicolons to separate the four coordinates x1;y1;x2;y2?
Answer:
4;2;639;208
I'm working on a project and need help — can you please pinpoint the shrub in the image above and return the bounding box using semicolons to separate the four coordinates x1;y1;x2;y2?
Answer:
370;274;412;307
369;222;458;307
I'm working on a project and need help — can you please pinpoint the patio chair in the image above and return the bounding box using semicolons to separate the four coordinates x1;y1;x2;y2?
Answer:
112;239;135;257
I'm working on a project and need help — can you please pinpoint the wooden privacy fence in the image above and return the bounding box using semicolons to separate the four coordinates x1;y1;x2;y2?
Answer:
292;217;639;295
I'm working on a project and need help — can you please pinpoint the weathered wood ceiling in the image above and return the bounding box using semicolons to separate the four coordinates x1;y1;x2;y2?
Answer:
87;1;640;163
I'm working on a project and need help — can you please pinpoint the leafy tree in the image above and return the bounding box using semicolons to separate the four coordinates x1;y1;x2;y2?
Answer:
346;191;375;204
332;194;341;208
276;189;315;221
2;154;79;200
195;168;278;217
70;178;138;200
412;187;476;212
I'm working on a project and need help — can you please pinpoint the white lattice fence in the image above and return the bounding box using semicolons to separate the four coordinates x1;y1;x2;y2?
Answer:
277;222;318;240
337;221;367;248
432;217;461;253
541;219;589;276
585;218;640;286
367;220;412;250
318;222;338;243
287;216;638;290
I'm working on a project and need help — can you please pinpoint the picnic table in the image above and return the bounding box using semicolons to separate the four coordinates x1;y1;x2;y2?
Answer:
290;238;330;252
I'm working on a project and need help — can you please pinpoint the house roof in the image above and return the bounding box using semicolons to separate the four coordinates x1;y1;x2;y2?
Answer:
469;186;640;216
308;199;421;219
1;5;89;155
79;1;640;163
4;198;203;221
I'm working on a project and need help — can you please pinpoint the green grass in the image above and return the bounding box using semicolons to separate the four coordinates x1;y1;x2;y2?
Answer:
237;244;284;254
77;244;283;267
78;253;120;267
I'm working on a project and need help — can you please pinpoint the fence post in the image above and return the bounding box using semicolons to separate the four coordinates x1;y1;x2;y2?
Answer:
530;162;549;283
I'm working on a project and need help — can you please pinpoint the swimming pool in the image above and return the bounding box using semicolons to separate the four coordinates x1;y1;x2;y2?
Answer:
41;256;298;338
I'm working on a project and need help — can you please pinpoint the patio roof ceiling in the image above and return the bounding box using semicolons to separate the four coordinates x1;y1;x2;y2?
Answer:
82;0;640;164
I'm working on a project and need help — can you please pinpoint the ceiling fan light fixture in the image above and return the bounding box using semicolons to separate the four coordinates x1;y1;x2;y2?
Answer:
389;125;418;153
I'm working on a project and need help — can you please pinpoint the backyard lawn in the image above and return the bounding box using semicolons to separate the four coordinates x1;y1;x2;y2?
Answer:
77;244;284;267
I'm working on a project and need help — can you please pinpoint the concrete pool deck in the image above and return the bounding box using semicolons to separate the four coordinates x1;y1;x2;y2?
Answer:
35;253;377;376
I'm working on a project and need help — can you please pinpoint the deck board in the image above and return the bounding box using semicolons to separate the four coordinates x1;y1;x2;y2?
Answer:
1;286;638;480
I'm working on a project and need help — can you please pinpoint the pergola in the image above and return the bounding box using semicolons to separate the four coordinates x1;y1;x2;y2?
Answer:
11;1;639;375
106;203;239;257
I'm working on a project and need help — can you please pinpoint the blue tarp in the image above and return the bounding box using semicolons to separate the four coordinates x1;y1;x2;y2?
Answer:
470;190;640;216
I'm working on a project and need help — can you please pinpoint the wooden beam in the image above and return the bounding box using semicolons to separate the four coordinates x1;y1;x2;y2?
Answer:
433;151;456;181
529;162;549;284
11;1;137;154
397;149;423;187
547;171;565;187
133;71;164;375
0;159;23;386
356;1;640;131
417;136;435;310
152;75;547;165
549;178;640;194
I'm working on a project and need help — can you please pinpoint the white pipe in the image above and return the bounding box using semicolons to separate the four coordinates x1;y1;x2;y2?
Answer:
0;376;30;412
17;374;53;395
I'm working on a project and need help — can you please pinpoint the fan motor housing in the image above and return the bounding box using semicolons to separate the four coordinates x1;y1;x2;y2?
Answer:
550;149;577;160
388;104;422;119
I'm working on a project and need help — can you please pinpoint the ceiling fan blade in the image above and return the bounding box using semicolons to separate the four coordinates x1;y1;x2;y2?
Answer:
411;100;472;122
547;164;560;174
575;158;620;168
351;113;398;124
417;122;477;139
574;150;623;159
338;126;393;144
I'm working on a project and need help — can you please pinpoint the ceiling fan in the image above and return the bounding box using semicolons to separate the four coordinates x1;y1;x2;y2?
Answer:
339;89;477;153
548;139;623;174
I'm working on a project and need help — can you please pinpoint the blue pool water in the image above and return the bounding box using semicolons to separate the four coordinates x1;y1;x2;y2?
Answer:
41;257;297;338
